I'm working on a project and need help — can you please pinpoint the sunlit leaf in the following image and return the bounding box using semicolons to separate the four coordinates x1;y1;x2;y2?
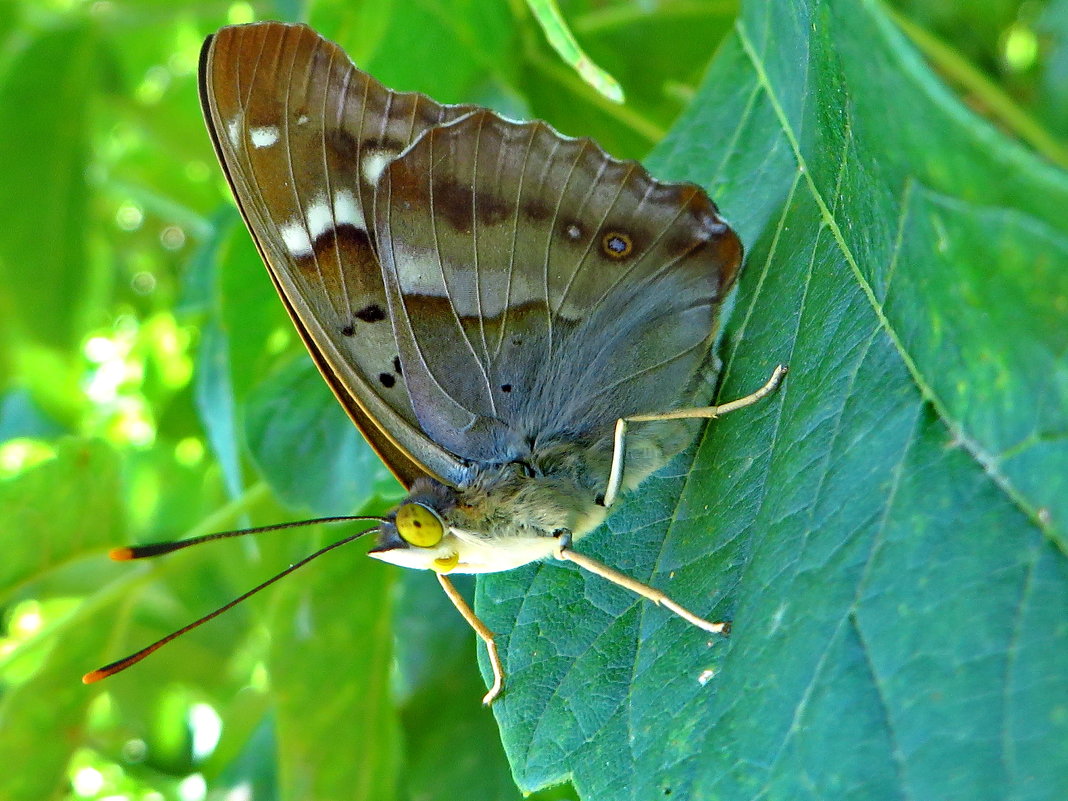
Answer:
269;541;400;801
245;358;393;516
0;23;96;349
0;439;123;801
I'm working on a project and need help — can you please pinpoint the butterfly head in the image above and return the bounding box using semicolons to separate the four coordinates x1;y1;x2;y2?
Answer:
368;474;571;574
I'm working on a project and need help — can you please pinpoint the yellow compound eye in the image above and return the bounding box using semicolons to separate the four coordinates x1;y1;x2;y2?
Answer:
395;502;445;548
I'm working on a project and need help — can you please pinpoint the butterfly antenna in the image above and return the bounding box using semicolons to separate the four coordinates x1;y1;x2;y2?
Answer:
107;516;383;560
83;517;383;684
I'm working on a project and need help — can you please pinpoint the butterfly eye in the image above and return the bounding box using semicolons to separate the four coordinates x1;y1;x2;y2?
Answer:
395;502;445;547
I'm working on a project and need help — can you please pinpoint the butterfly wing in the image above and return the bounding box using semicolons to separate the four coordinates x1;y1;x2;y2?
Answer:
374;110;742;463
199;22;475;488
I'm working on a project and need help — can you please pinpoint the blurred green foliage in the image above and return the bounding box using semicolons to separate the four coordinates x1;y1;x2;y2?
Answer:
0;1;1065;800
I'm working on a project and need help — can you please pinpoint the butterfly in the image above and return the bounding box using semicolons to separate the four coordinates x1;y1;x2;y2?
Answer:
85;21;785;704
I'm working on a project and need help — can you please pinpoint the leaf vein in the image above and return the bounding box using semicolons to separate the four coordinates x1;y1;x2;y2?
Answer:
734;19;1058;548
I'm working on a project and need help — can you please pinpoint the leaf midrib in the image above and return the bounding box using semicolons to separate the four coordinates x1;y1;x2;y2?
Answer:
734;18;1057;548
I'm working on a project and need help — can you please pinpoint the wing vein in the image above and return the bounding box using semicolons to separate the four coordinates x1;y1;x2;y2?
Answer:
494;123;536;361
540;134;572;360
472;114;493;387
596;322;710;399
424;130;497;414
469;113;497;414
544;139;590;352
285;32;332;316
593;181;692;310
553;155;620;316
319;43;353;322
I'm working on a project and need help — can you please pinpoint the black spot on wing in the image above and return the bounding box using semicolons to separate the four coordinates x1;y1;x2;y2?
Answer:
432;177;511;230
356;304;387;323
313;223;371;253
524;198;552;222
328;128;406;164
362;135;408;153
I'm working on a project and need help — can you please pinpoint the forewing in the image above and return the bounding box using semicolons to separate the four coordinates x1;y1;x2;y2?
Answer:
374;110;742;462
199;22;474;487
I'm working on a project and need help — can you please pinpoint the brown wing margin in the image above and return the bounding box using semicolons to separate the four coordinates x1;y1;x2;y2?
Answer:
198;29;428;490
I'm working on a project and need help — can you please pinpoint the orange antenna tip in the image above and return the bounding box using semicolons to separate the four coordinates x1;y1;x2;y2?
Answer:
86;522;379;685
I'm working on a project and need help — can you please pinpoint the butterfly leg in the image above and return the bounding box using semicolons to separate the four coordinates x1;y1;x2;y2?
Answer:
602;364;787;509
436;572;505;705
553;532;728;633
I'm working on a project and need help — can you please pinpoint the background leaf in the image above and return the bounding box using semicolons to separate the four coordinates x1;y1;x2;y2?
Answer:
481;0;1068;798
0;23;96;351
1;0;1065;800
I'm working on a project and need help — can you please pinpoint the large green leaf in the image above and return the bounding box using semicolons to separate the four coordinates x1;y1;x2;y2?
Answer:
0;23;95;351
479;0;1068;798
395;572;545;801
0;440;124;801
244;358;393;516
268;537;401;801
